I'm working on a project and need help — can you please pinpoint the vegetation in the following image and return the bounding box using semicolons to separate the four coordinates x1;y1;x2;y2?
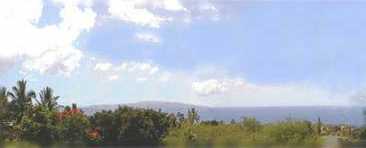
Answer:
89;107;177;146
163;116;320;147
0;80;178;147
2;79;360;147
342;109;366;147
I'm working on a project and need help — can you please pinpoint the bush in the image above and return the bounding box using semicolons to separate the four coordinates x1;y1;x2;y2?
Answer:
164;119;321;147
89;106;177;146
260;120;319;146
59;110;90;145
20;107;60;145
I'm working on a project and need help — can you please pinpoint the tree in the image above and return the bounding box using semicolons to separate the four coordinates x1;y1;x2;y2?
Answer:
90;106;176;146
316;117;322;135
176;112;185;124
60;104;90;145
263;120;315;145
16;86;61;145
112;107;172;145
20;106;61;145
8;80;36;124
187;108;199;125
0;87;9;142
361;110;366;139
201;120;220;126
89;110;115;144
0;87;8;120
230;119;236;124
241;117;261;141
38;87;59;111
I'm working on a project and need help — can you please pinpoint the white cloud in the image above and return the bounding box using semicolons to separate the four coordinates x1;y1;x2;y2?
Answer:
159;0;187;11
136;77;148;82
107;0;218;28
94;61;162;82
94;62;113;72
179;0;220;23
116;61;160;75
192;79;234;96
89;59;350;106
108;74;120;80
198;1;220;21
0;0;96;76
108;0;175;28
190;77;349;106
0;0;221;76
22;48;83;76
199;2;218;12
135;32;161;43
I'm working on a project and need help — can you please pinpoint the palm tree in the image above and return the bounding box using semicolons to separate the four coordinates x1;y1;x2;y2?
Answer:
0;87;8;107
38;87;59;111
8;80;36;123
0;87;8;119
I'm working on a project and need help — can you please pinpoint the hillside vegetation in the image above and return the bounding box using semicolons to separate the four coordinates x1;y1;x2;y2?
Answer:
0;80;364;147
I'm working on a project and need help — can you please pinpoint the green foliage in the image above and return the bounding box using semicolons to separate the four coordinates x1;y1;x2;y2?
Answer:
164;123;249;147
60;109;90;144
2;141;40;148
1;80;93;146
360;128;366;139
241;117;261;134
37;87;59;112
19;106;60;145
201;120;223;126
262;120;318;146
316;117;322;135
89;110;115;144
362;109;366;139
0;87;8;120
0;87;9;143
8;80;36;124
164;114;320;147
0;79;326;147
90;106;177;146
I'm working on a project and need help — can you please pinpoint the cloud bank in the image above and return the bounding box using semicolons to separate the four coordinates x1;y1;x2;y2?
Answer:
0;0;221;76
90;60;349;106
0;0;353;107
0;0;95;76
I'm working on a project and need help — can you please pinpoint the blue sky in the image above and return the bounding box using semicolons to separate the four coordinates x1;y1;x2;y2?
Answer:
1;0;366;106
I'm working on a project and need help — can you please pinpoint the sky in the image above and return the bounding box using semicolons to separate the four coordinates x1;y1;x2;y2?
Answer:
1;0;366;107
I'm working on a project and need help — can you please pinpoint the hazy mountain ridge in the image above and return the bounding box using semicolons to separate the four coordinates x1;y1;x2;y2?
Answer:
81;101;366;126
